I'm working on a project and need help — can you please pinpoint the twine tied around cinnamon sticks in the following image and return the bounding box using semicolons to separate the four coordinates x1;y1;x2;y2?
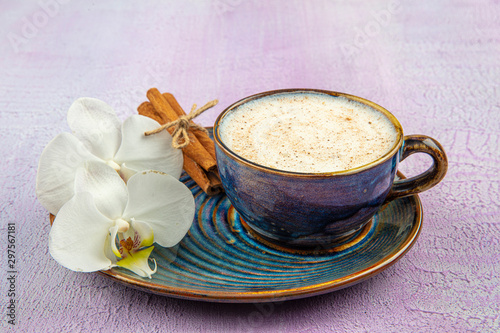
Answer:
145;100;218;149
139;88;223;195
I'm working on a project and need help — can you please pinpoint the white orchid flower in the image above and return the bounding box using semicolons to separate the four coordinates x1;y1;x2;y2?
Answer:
49;161;195;278
36;97;183;215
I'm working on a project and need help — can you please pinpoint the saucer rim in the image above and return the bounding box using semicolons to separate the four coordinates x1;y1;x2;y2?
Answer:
97;174;422;303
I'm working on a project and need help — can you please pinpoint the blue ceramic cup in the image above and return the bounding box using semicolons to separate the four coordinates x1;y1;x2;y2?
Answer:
214;89;447;247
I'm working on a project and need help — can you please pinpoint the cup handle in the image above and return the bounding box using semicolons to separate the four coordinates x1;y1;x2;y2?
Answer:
386;135;448;201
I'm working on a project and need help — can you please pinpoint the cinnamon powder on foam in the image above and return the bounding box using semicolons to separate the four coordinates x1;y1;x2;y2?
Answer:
219;93;397;173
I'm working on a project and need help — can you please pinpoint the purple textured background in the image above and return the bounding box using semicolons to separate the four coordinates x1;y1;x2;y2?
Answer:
1;1;499;332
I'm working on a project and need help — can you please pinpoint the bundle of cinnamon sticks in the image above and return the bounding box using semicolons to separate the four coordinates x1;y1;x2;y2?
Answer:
138;88;223;196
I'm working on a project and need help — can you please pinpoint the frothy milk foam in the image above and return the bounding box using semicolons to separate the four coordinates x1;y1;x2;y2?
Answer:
219;92;398;173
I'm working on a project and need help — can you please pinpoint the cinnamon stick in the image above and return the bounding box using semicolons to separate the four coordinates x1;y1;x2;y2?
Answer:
138;99;223;195
183;156;223;196
146;88;217;173
137;101;169;124
207;171;223;191
162;93;217;161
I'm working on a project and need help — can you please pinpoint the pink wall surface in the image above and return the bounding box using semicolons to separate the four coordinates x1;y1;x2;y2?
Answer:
1;1;499;332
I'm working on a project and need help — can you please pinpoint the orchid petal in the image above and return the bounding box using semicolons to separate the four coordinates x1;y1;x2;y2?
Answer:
67;97;121;161
49;192;114;272
122;171;195;248
117;246;157;278
114;115;183;180
36;132;100;215
108;225;121;259
131;219;155;248
104;235;118;265
74;161;128;220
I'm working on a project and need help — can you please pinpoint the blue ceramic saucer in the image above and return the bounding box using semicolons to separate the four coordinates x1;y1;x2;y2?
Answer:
100;172;422;303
